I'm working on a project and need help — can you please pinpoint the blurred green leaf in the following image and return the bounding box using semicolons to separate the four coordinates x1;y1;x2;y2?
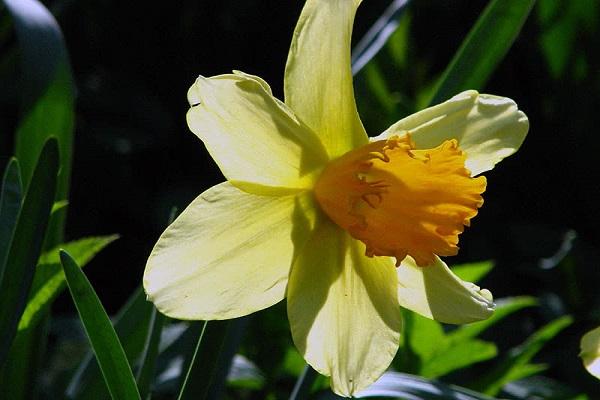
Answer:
2;0;75;247
60;250;141;400
51;200;69;215
537;0;598;79
290;365;319;400
351;0;410;75
0;158;22;283
135;307;164;400
428;0;535;106
0;138;58;366
448;296;538;343
17;235;119;332
316;371;496;399
502;375;590;400
473;315;573;395
282;346;308;377
404;312;446;364
67;286;152;400
227;355;265;390
451;261;494;283
421;339;497;378
353;14;413;134
178;318;247;400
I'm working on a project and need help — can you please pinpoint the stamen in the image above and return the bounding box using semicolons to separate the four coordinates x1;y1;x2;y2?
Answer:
314;134;486;267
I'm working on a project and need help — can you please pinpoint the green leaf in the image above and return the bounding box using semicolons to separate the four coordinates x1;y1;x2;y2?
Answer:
421;339;497;378
51;200;69;215
404;311;446;364
67;286;153;400
537;0;598;79
317;371;496;399
0;138;58;367
178;318;248;400
17;235;119;332
447;296;538;343
60;250;141;400
451;260;494;283
502;375;590;400
290;365;319;400
351;0;411;75
227;355;265;390
135;307;165;400
428;0;535;106
473;315;573;396
0;158;22;284
3;0;75;247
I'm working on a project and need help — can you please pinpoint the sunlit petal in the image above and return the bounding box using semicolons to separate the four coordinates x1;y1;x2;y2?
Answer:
187;71;328;194
375;90;529;176
144;182;318;320
396;255;495;324
287;220;401;397
581;326;600;379
284;0;368;158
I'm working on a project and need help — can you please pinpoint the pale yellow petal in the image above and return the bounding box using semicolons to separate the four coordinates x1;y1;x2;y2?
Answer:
287;220;401;397
375;90;529;176
186;72;328;194
284;0;368;158
580;326;600;379
144;182;318;320
396;256;495;324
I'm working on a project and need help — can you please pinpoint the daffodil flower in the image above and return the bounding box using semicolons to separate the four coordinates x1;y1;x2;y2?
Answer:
581;326;600;379
143;0;528;396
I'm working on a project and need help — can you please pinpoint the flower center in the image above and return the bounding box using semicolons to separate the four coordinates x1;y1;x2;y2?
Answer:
314;134;486;267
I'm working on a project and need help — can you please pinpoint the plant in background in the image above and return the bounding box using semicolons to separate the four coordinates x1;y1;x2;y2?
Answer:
143;0;528;396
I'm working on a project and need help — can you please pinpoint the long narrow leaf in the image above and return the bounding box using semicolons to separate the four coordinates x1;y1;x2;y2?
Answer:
473;315;573;396
428;0;535;105
66;286;152;400
178;318;248;400
448;296;538;343
0;138;58;366
136;307;165;400
290;365;319;400
18;235;119;332
316;371;496;399
3;0;75;247
0;158;22;284
351;0;410;75
60;250;141;400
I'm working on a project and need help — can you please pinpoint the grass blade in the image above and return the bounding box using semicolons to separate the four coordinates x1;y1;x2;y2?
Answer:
351;0;411;75
290;365;319;400
60;250;141;400
0;158;22;284
135;307;165;400
66;286;153;400
0;138;58;367
178;318;247;400
448;296;538;343
17;235;119;332
473;315;573;396
354;371;496;399
428;0;535;106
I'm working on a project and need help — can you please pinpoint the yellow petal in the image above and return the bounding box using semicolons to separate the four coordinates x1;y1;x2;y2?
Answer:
580;326;600;379
284;0;368;159
375;90;529;176
143;182;318;320
396;255;495;324
186;72;328;194
287;219;401;397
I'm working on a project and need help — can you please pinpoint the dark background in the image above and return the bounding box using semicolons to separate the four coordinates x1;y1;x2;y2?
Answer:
2;0;600;395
